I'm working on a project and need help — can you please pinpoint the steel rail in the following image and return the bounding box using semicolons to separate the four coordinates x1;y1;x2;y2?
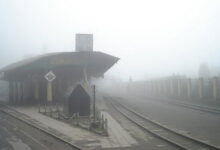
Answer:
168;101;220;114
109;98;220;150
0;103;84;150
145;96;220;114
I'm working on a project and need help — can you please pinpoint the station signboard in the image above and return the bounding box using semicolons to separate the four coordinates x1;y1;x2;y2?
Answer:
44;71;56;82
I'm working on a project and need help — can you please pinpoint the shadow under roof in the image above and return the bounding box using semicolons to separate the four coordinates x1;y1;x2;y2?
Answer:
0;51;119;80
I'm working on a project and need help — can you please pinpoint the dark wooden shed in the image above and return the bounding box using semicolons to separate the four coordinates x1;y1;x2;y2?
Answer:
68;84;90;116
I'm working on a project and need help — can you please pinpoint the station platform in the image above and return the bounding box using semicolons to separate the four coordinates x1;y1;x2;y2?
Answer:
11;96;137;149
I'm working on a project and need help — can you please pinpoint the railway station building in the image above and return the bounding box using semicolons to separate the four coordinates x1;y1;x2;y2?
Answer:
0;34;119;105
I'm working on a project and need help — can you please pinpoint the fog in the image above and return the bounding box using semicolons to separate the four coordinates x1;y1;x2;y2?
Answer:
1;0;220;81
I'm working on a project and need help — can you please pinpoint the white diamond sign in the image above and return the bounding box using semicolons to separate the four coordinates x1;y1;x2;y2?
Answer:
44;71;56;82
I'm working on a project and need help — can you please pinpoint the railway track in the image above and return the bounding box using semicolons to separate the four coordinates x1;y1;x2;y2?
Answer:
108;97;220;150
0;103;83;150
143;96;220;115
168;100;220;114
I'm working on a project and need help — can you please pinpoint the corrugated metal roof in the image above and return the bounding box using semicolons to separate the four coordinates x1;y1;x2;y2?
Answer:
0;52;61;72
0;51;119;80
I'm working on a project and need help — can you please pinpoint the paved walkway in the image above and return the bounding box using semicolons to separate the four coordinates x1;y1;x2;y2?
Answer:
12;101;137;149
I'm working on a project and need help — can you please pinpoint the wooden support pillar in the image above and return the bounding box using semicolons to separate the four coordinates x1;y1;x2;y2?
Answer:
198;78;204;99
11;82;14;104
18;82;21;103
187;79;192;99
12;82;16;104
47;82;53;103
12;82;15;104
13;82;17;104
9;81;13;104
22;81;26;103
16;82;18;103
17;82;20;103
34;81;39;101
20;82;24;104
213;77;218;100
58;77;63;102
82;67;89;93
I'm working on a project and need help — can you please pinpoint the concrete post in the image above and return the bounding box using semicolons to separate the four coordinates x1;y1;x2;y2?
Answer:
187;79;192;99
161;80;163;95
177;79;181;97
101;114;104;129
153;81;156;95
150;81;153;95
213;77;218;100
163;80;167;96
158;80;161;95
76;113;79;126
154;81;157;95
148;81;150;95
198;78;204;99
144;82;147;96
145;81;148;95
164;80;168;96
170;79;174;96
161;80;164;95
93;85;96;122
104;118;108;134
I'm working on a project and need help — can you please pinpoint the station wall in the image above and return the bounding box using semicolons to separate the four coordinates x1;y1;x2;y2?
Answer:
125;77;220;102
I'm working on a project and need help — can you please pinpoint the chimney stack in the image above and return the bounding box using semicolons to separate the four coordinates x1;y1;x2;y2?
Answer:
75;34;93;52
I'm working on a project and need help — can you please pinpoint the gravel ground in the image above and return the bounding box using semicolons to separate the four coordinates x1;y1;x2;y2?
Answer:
98;94;181;150
115;95;220;147
12;105;137;149
0;111;77;150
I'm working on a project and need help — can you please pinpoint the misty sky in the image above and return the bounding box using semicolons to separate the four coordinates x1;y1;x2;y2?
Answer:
0;0;220;81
